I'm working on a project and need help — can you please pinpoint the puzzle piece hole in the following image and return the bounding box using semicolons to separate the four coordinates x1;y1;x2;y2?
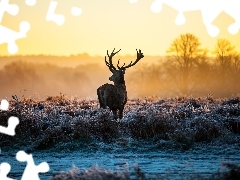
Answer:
46;1;65;26
38;162;50;173
19;21;30;32
129;0;138;3
0;99;9;110
71;7;82;16
16;151;50;180
0;116;19;136
6;3;19;16
151;0;162;13
0;162;11;176
228;23;239;35
16;151;28;162
175;13;186;25
207;25;220;37
25;0;36;6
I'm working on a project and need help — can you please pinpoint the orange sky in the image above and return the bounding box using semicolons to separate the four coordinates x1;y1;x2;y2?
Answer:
1;0;240;56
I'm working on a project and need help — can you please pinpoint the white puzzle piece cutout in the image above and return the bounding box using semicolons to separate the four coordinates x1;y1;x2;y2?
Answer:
150;0;240;37
16;151;50;180
25;0;37;6
46;0;82;25
129;0;138;3
0;99;19;136
0;163;15;180
0;117;19;136
0;22;30;54
0;0;31;54
0;99;9;111
71;7;82;16
223;1;240;35
0;0;19;23
46;0;65;26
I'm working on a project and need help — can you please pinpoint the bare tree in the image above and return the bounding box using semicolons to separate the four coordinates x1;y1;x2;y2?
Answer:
164;33;207;95
213;39;240;95
97;48;144;119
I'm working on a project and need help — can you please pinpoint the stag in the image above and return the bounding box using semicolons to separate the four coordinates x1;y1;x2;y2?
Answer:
97;48;144;119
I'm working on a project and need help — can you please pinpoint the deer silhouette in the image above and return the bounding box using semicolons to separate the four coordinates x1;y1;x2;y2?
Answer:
97;48;144;119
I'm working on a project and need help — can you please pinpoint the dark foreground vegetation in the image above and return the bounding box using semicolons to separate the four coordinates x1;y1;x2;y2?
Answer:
1;94;240;179
1;94;240;150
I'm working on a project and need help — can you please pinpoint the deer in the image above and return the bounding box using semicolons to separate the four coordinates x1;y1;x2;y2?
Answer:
97;48;144;119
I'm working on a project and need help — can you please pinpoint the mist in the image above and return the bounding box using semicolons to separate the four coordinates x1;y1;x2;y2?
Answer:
0;58;117;99
0;54;239;100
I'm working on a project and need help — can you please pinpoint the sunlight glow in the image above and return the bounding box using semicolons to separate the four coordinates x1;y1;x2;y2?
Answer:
0;0;239;56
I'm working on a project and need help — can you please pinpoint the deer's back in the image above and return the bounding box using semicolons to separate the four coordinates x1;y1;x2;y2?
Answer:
98;83;127;110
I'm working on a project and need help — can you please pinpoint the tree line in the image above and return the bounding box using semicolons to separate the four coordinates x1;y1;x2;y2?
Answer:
127;33;240;98
0;33;239;99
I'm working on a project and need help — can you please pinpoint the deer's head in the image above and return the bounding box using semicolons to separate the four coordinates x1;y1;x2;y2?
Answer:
105;48;144;85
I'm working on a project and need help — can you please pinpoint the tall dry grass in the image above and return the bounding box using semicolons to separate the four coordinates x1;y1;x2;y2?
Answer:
1;95;239;151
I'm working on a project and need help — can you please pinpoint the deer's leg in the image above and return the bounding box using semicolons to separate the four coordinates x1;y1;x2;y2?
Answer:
103;91;111;109
97;88;104;108
112;109;118;120
119;106;124;119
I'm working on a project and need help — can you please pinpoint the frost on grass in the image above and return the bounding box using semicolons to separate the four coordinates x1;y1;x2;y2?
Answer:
51;165;131;180
51;164;151;180
0;94;240;150
51;162;240;180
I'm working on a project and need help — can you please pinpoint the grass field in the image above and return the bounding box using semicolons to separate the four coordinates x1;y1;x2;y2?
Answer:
1;95;240;179
1;94;240;149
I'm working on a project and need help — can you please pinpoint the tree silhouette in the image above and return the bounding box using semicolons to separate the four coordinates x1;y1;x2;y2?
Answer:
165;33;207;95
213;39;240;95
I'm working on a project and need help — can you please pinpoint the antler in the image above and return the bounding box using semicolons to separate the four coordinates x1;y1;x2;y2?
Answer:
118;49;144;70
105;48;121;72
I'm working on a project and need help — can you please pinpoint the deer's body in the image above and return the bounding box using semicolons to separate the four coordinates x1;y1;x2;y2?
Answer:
97;84;127;119
97;48;144;119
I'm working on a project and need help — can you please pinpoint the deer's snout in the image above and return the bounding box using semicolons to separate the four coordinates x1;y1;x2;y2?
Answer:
109;76;113;81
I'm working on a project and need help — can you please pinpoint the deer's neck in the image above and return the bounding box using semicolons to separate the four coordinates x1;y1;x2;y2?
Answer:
114;81;126;90
114;80;125;86
113;76;125;86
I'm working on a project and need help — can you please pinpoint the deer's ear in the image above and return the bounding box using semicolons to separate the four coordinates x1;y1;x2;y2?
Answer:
122;69;126;74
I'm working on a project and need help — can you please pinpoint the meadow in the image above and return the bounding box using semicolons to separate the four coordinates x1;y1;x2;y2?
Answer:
1;94;240;179
1;46;240;178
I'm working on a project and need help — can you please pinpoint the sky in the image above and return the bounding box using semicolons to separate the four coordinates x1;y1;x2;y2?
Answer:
1;0;240;56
